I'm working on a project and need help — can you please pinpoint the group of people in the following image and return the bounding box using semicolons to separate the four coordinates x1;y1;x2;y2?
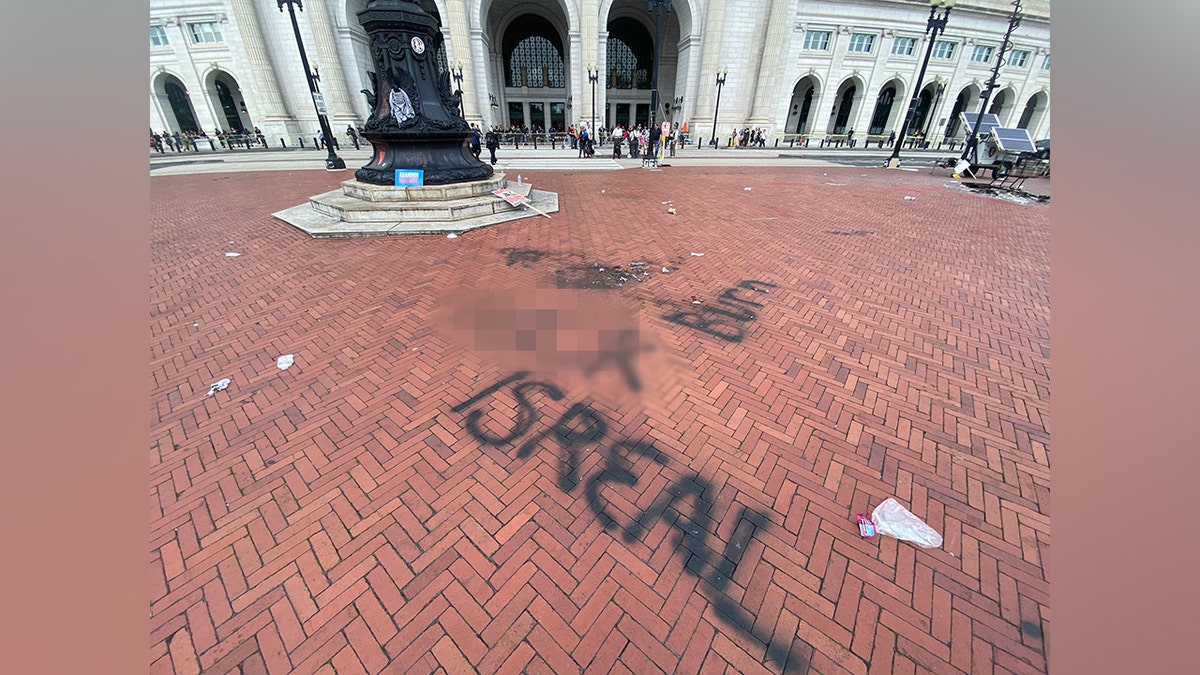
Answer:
733;127;769;148
608;122;681;160
151;129;206;153
151;126;268;153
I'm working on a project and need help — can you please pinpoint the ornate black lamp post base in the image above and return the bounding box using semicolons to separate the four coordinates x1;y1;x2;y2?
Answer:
326;157;347;171
354;0;491;186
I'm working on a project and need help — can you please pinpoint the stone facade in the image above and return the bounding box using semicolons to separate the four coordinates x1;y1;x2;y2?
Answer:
150;0;1050;144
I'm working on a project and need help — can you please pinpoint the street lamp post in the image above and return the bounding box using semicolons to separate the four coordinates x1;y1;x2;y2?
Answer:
451;62;465;119
887;0;955;169
710;69;727;147
960;0;1024;166
588;65;598;140
647;0;670;156
277;0;345;171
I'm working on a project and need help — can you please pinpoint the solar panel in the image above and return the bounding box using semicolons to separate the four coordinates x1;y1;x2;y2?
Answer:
992;127;1037;153
961;112;1001;136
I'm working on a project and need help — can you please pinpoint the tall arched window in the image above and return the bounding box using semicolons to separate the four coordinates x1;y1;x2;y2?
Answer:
214;80;244;132
164;81;199;133
503;15;565;89
1018;93;1041;129
606;18;651;90
834;86;855;134
869;86;895;135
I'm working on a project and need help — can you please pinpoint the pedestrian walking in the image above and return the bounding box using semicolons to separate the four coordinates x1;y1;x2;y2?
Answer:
346;125;359;150
485;126;500;165
470;125;482;160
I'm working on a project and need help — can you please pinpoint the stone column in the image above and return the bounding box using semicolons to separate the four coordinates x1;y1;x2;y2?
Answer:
748;0;793;128
692;0;726;141
444;0;482;127
469;29;491;124
304;0;356;124
228;0;291;125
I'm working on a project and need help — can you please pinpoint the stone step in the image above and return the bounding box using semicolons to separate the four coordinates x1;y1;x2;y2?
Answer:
307;181;535;223
273;188;559;238
341;175;514;202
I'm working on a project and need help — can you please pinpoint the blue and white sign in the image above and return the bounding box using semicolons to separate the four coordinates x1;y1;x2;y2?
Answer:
394;169;425;187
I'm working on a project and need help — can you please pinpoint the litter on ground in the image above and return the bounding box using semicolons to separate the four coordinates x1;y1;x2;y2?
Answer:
904;196;916;201
206;378;231;397
276;354;294;370
447;233;458;239
690;252;704;256
661;267;670;273
868;498;943;548
225;252;241;257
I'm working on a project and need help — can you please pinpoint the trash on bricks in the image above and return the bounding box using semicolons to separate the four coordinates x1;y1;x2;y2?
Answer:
447;233;458;238
870;498;943;548
857;514;877;538
690;252;704;256
661;200;672;204
276;354;295;370
206;378;231;397
904;196;916;201
744;187;752;191
667;207;677;215
225;252;241;257
662;266;670;273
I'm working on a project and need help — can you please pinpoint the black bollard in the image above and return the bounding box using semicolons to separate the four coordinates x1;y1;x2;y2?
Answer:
298;137;305;148
280;138;286;148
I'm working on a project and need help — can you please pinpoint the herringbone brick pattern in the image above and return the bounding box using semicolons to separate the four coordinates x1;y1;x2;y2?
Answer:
151;166;1049;674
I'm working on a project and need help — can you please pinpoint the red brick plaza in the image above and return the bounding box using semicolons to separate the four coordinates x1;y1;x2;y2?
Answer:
151;165;1049;674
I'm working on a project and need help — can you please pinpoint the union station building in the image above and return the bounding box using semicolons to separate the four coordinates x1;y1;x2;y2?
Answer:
149;0;1049;145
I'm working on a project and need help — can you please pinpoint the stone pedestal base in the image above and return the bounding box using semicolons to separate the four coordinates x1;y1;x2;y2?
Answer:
272;173;559;238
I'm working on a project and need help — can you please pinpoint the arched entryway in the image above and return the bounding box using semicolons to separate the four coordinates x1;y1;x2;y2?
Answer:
484;0;572;132
206;71;253;133
943;85;979;139
829;79;860;134
988;87;1013;125
604;0;682;131
786;76;819;134
605;16;651;128
1017;91;1047;133
910;84;937;137
154;73;200;133
868;80;903;135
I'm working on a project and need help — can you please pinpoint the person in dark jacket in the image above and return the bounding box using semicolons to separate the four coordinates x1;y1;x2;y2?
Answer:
485;127;500;165
470;125;482;160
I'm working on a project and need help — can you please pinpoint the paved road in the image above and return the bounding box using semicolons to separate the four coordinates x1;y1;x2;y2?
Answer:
151;164;1049;674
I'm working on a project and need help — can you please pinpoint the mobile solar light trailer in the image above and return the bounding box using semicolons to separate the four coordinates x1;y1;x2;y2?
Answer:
959;112;1040;178
979;127;1040;179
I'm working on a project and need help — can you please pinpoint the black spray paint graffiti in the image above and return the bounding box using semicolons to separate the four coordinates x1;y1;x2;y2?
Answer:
663;280;778;343
450;372;808;673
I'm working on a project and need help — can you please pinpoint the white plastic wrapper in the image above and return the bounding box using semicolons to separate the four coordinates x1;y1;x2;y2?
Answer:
871;498;943;549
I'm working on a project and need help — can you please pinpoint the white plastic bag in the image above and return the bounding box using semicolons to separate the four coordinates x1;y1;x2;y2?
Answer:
871;498;943;549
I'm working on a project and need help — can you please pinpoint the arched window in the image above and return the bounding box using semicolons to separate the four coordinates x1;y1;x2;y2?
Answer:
503;15;565;89
606;18;651;90
1018;94;1040;129
214;80;244;132
834;86;855;134
869;86;896;135
164;81;199;133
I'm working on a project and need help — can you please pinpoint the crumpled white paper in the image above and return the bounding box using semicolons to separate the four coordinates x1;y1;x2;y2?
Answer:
871;498;943;549
225;252;241;257
206;378;231;397
277;354;294;370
